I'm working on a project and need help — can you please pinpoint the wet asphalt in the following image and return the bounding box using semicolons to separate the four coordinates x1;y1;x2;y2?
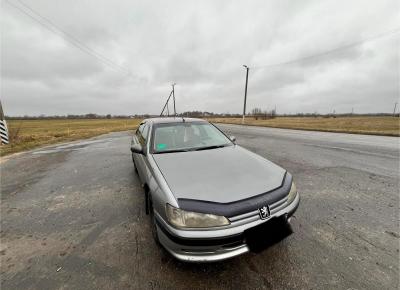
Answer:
1;124;399;290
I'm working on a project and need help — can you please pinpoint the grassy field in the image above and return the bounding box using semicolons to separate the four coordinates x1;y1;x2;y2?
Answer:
0;119;141;157
1;116;398;157
207;116;400;136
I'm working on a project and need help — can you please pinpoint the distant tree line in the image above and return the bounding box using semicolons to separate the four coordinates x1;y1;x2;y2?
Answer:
5;111;399;119
177;111;242;118
5;113;151;120
278;112;399;118
251;108;276;119
178;110;399;118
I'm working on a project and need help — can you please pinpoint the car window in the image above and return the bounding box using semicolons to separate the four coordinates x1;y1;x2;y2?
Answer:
141;124;149;143
135;123;149;147
152;122;232;153
136;123;144;137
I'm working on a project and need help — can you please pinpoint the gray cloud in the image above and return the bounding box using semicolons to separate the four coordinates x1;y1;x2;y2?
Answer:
1;0;399;116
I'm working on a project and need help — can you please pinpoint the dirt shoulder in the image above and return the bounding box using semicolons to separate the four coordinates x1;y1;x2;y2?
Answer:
0;118;141;157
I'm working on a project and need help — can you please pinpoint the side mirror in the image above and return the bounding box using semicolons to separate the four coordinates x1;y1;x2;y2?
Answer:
230;136;236;142
131;144;145;155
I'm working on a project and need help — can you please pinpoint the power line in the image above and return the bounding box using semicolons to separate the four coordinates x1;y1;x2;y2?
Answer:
252;28;400;69
5;0;132;76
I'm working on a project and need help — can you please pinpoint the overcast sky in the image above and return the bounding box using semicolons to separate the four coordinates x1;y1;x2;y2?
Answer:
1;0;399;116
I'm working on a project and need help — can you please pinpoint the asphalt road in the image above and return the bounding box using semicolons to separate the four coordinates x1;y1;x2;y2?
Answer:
1;124;399;290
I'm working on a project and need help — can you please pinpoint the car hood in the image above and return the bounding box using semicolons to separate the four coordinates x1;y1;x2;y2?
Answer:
152;145;286;203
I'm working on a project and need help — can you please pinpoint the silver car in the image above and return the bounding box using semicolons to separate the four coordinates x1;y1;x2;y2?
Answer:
131;117;300;262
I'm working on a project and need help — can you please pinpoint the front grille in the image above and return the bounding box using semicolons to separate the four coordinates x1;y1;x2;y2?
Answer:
228;196;289;225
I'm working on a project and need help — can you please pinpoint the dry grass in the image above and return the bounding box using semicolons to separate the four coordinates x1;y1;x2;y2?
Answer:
207;116;400;136
1;116;398;157
0;119;142;156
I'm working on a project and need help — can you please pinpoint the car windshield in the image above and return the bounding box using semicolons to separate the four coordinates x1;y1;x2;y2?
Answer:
152;122;232;153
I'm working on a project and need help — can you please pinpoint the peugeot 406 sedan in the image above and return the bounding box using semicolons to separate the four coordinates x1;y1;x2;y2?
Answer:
131;117;300;262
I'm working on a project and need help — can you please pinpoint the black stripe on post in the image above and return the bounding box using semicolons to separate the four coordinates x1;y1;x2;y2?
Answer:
0;130;8;138
0;121;9;143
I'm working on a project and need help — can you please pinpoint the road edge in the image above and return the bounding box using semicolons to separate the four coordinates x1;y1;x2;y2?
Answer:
0;130;135;162
211;121;400;137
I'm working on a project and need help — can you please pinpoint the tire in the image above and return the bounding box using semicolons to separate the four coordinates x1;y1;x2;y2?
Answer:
132;154;138;173
148;195;160;244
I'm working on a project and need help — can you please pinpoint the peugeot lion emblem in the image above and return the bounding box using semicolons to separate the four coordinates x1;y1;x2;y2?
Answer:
259;205;271;219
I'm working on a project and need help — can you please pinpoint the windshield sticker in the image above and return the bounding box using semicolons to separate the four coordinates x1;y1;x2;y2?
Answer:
157;143;167;150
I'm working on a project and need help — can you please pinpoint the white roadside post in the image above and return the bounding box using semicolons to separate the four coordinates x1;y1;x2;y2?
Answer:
0;100;9;145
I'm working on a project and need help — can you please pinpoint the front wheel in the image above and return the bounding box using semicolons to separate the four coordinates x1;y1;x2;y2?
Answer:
148;195;160;244
132;154;138;173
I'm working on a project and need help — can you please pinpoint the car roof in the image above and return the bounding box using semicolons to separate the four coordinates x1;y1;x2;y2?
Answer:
142;117;207;124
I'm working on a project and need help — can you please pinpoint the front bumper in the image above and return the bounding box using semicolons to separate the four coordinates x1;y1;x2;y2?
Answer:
156;192;300;262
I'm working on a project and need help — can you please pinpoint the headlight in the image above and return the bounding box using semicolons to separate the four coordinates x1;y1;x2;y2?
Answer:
287;182;297;203
165;204;230;228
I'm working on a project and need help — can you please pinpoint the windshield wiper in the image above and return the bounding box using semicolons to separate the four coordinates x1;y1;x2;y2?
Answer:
154;144;229;153
153;149;192;154
194;144;227;151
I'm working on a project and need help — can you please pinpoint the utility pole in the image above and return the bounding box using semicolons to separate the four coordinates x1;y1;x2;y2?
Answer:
393;102;398;117
160;83;177;117
172;83;176;116
242;65;249;124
